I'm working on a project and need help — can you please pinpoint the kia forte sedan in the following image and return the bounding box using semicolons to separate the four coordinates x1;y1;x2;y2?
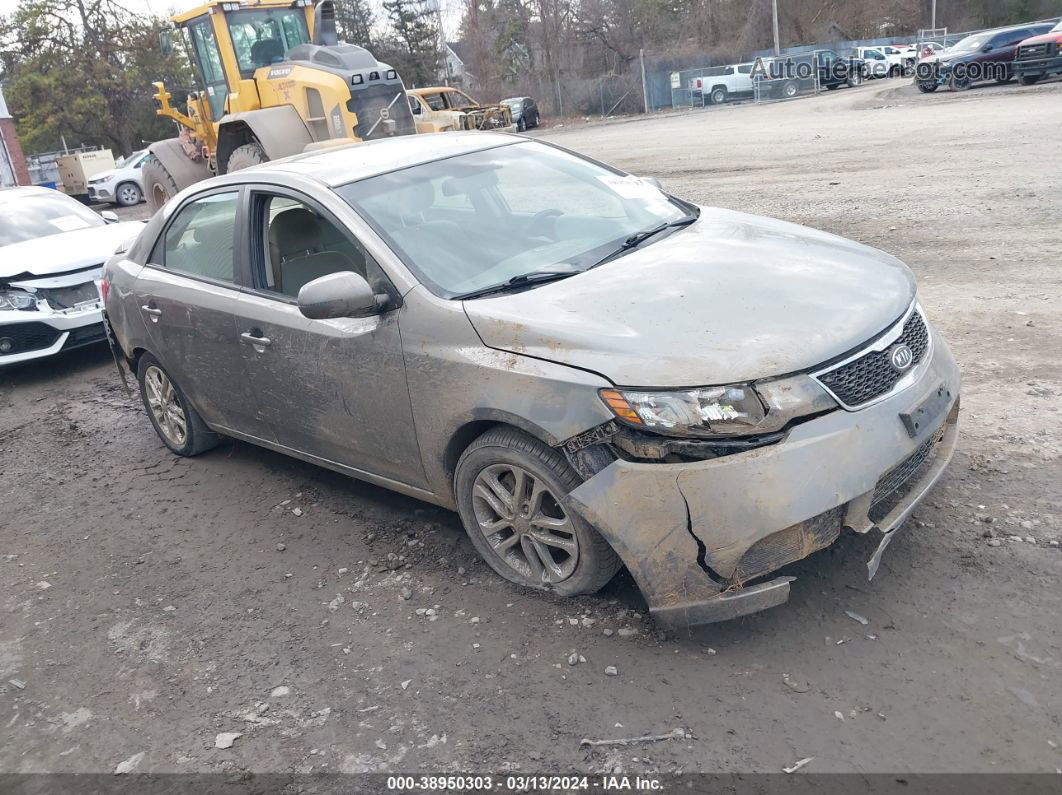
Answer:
103;133;960;627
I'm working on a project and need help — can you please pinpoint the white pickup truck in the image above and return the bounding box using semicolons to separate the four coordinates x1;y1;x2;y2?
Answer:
855;46;914;77
690;63;755;105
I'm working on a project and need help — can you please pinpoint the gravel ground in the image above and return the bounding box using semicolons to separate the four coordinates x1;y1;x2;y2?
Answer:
2;77;1061;778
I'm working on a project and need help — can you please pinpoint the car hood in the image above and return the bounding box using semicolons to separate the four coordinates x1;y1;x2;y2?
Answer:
91;168;119;182
1017;32;1062;46
463;207;916;386
0;221;145;279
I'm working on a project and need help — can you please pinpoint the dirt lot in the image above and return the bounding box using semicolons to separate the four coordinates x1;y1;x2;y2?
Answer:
2;77;1061;778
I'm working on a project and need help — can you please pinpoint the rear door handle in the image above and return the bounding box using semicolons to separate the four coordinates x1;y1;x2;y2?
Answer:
240;331;271;347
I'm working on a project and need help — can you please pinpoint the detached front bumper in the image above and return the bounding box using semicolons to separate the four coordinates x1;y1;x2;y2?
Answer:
567;333;960;629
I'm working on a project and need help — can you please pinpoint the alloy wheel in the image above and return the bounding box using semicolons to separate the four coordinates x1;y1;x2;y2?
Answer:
471;463;579;585
144;365;187;447
117;184;141;205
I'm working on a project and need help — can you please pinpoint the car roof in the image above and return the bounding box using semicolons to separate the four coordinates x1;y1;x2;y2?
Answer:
241;132;521;188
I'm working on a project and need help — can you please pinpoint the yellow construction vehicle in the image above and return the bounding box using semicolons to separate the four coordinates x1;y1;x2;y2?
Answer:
144;0;415;211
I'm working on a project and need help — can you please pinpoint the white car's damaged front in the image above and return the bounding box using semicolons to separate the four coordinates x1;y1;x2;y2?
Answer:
0;187;143;366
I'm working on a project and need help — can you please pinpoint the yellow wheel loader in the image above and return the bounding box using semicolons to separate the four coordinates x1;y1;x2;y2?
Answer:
144;0;415;211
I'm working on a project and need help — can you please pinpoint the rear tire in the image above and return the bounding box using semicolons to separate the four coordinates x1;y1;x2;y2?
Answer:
226;141;268;173
142;154;180;213
455;427;621;597
709;87;727;105
137;354;221;457
781;80;800;98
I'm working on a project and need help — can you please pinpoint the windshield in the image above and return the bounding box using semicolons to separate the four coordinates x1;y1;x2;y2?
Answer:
951;34;988;52
0;192;105;247
227;8;309;75
338;141;688;298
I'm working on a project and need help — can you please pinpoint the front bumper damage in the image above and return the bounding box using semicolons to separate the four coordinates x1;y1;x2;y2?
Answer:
0;268;106;365
566;334;960;629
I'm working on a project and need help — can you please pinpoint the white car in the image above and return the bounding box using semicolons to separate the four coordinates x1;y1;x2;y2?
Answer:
87;149;148;207
1;187;144;366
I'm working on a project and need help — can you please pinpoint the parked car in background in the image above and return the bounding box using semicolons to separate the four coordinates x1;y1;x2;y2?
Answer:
1012;19;1062;85
1;187;143;366
691;63;755;104
917;41;945;60
88;149;149;207
915;22;1055;91
103;133;959;627
855;47;892;78
884;44;918;69
760;50;864;98
407;87;514;133
500;97;541;131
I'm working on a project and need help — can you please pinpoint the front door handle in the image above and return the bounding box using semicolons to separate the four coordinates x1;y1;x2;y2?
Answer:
141;304;162;316
240;331;272;347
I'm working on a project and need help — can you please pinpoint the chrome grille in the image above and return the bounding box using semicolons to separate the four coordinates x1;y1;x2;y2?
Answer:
816;310;929;408
1017;42;1051;60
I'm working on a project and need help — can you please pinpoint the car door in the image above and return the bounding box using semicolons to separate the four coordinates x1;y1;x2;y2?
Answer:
231;185;427;488
133;188;261;434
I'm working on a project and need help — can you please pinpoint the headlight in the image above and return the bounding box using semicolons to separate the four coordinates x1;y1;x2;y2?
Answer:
0;288;36;311
601;385;767;437
600;375;837;438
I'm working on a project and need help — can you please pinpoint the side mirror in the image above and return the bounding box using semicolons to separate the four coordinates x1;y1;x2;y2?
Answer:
641;176;664;190
297;271;382;319
981;44;993;52
101;210;120;223
159;29;173;57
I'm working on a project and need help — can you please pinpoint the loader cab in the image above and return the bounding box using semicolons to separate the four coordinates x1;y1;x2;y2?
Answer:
170;0;317;122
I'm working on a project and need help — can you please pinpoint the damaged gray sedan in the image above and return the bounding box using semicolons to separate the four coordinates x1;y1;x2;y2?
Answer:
103;133;960;627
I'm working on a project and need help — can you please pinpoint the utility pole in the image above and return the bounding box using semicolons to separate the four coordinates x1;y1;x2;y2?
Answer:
639;49;649;114
772;0;781;56
931;0;937;30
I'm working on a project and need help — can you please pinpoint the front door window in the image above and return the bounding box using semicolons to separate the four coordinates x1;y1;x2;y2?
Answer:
187;18;228;121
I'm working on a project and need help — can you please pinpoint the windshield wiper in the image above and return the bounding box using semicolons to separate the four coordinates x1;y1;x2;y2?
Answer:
452;270;578;300
588;213;700;269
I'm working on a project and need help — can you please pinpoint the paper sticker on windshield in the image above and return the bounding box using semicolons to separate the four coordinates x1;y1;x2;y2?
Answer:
49;215;93;232
597;175;660;199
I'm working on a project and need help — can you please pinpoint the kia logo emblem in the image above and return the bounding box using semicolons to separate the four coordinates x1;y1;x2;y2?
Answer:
889;344;914;372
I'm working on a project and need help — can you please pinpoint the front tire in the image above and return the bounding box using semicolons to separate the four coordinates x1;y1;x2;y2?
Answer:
455;427;621;596
142;154;180;213
115;182;143;207
226;141;268;173
847;71;863;87
517;117;527;132
137;354;221;456
1019;74;1042;85
917;80;938;93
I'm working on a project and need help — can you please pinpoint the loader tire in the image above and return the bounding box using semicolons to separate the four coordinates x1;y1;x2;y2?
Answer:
142;154;180;214
226;142;268;173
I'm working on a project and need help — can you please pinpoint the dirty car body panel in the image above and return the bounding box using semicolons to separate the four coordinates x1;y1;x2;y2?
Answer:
104;133;960;628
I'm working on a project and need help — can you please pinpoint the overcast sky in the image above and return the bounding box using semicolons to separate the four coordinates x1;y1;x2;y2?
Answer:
0;0;462;37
